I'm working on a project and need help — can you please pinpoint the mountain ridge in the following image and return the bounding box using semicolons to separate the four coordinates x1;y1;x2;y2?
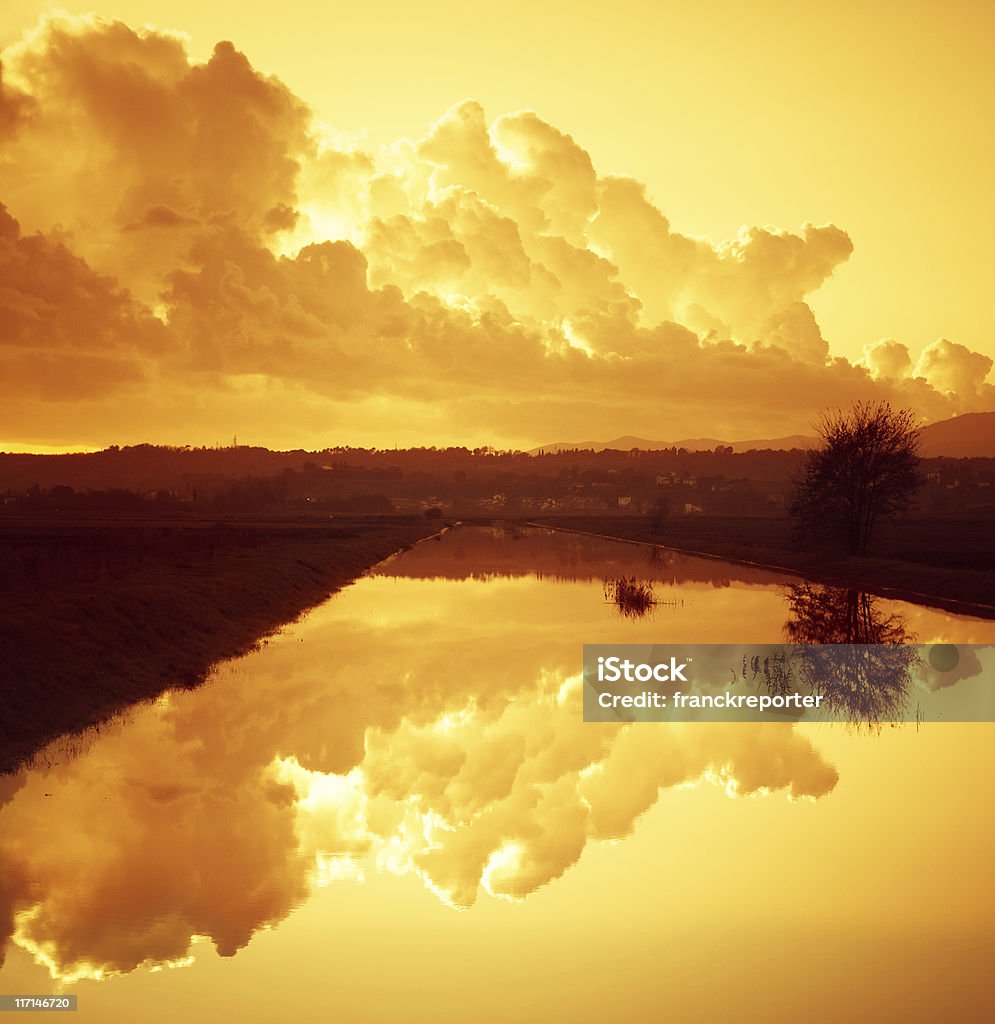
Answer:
533;412;995;457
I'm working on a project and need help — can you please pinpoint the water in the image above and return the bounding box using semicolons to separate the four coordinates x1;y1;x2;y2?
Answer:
1;526;993;1022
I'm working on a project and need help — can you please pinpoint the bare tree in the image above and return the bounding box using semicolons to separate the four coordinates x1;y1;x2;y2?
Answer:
792;402;923;555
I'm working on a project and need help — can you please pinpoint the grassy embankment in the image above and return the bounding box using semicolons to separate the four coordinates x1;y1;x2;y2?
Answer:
530;514;995;617
0;515;439;773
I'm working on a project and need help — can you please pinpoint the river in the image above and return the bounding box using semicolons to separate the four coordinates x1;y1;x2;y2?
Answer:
1;525;992;1021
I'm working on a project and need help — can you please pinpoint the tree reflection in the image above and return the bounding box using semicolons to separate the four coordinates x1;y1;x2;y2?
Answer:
775;584;920;724
784;583;911;646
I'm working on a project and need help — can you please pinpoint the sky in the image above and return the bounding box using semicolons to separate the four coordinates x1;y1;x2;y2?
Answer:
1;1;993;450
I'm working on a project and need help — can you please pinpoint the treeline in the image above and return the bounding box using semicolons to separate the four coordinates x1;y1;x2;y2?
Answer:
0;443;806;493
2;446;994;517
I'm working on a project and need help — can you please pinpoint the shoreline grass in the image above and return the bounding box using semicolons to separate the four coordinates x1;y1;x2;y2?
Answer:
0;514;440;774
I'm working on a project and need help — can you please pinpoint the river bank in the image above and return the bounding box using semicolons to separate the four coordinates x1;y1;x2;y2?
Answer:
0;514;440;773
528;514;995;619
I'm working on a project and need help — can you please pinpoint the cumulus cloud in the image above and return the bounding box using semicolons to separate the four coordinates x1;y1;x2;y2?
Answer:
761;301;829;364
0;13;992;447
0;203;167;400
0;59;32;136
1;16;310;304
864;338;912;379
914;338;994;399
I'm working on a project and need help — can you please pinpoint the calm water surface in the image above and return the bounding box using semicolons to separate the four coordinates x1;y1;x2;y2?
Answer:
1;526;993;1022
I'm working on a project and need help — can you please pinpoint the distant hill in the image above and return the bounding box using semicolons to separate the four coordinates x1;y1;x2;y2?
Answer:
535;412;995;457
918;412;995;458
531;434;816;454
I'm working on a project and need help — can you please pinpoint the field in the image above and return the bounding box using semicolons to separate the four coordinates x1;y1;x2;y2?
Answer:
0;514;440;773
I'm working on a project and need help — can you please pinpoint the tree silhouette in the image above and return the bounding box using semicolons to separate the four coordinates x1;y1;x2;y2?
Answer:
792;402;923;555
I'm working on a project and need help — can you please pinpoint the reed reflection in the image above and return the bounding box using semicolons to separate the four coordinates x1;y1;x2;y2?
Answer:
603;576;657;618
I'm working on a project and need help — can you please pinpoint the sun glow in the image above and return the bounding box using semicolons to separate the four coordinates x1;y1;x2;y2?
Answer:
480;842;527;901
561;319;595;356
279;208;366;254
489;132;530;175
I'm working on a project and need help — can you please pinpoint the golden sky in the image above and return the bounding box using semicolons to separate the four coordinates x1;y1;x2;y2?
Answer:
1;1;993;450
